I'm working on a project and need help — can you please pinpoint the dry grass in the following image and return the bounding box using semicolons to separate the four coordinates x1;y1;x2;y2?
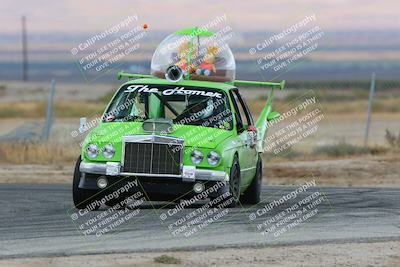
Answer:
323;98;400;114
248;95;400;115
0;102;42;118
0;143;79;164
1;87;399;119
265;152;400;187
0;101;103;119
264;144;390;162
312;142;388;157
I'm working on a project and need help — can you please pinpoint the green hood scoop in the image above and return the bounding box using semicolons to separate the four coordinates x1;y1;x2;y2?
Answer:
142;118;174;134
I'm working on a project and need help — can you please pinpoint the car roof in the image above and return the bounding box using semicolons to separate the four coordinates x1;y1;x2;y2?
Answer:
122;78;237;93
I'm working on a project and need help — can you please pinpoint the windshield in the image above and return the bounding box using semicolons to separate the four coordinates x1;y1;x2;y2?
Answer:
103;84;233;130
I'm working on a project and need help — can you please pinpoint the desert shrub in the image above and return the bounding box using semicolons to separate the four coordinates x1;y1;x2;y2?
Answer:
265;147;304;159
313;141;387;157
154;255;181;264
385;129;400;148
0;84;6;96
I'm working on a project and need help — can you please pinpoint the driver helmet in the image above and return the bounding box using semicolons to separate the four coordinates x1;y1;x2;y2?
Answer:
187;95;214;120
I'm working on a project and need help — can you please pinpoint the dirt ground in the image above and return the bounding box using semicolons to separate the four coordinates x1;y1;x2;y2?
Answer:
264;153;400;187
1;241;399;267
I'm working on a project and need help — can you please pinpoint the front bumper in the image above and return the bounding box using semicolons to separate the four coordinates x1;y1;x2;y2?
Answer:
79;162;229;182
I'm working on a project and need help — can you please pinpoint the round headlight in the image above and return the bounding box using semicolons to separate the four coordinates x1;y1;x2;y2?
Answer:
190;150;204;165
207;151;221;166
87;144;99;158
103;144;115;159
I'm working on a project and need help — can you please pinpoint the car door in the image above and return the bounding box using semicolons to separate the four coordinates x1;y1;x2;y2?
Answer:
230;89;258;187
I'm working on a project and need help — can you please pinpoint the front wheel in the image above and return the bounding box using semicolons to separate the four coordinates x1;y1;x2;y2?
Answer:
240;155;262;204
227;156;241;207
72;157;100;210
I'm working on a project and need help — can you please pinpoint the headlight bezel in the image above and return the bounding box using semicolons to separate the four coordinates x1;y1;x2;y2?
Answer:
87;143;100;159
103;144;115;159
207;151;221;166
190;149;204;165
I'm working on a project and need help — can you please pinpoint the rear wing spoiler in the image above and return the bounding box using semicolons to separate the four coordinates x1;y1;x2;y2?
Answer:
232;79;285;153
233;80;285;90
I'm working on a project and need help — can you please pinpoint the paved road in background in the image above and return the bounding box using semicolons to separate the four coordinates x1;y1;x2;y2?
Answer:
0;184;399;258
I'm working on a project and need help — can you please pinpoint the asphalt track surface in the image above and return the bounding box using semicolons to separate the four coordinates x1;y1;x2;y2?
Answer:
0;184;399;259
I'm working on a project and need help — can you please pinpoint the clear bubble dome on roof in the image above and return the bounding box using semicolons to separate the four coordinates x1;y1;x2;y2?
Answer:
151;30;236;82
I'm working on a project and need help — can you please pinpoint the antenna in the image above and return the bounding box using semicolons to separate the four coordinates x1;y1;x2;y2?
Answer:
21;15;28;81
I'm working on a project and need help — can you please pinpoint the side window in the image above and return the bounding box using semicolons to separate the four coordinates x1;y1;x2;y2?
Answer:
231;89;253;129
230;90;245;132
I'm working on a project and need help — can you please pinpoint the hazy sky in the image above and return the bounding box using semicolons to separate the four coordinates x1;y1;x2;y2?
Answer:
1;0;399;33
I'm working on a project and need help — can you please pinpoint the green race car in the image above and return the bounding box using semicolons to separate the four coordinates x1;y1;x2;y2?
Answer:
73;28;284;210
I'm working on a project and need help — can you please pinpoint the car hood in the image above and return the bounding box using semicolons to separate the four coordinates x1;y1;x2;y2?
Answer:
86;122;234;149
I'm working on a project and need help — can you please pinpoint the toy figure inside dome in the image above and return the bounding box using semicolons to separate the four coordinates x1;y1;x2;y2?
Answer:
196;46;218;76
175;41;198;75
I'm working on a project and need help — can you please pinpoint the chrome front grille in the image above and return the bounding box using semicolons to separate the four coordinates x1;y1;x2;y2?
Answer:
122;135;183;176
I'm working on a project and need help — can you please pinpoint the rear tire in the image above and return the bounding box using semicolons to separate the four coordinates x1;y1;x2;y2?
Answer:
241;155;262;204
72;157;100;210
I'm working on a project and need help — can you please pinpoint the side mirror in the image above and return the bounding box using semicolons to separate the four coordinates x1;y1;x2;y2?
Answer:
267;111;280;121
79;117;87;133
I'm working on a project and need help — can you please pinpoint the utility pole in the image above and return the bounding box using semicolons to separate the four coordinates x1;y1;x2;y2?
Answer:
364;72;376;146
22;15;28;81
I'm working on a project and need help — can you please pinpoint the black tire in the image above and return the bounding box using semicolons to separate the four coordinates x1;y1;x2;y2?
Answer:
227;156;241;208
240;155;262;204
72;157;100;210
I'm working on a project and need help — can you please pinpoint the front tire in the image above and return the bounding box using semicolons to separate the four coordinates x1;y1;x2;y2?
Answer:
72;157;100;210
241;155;262;204
227;156;241;207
